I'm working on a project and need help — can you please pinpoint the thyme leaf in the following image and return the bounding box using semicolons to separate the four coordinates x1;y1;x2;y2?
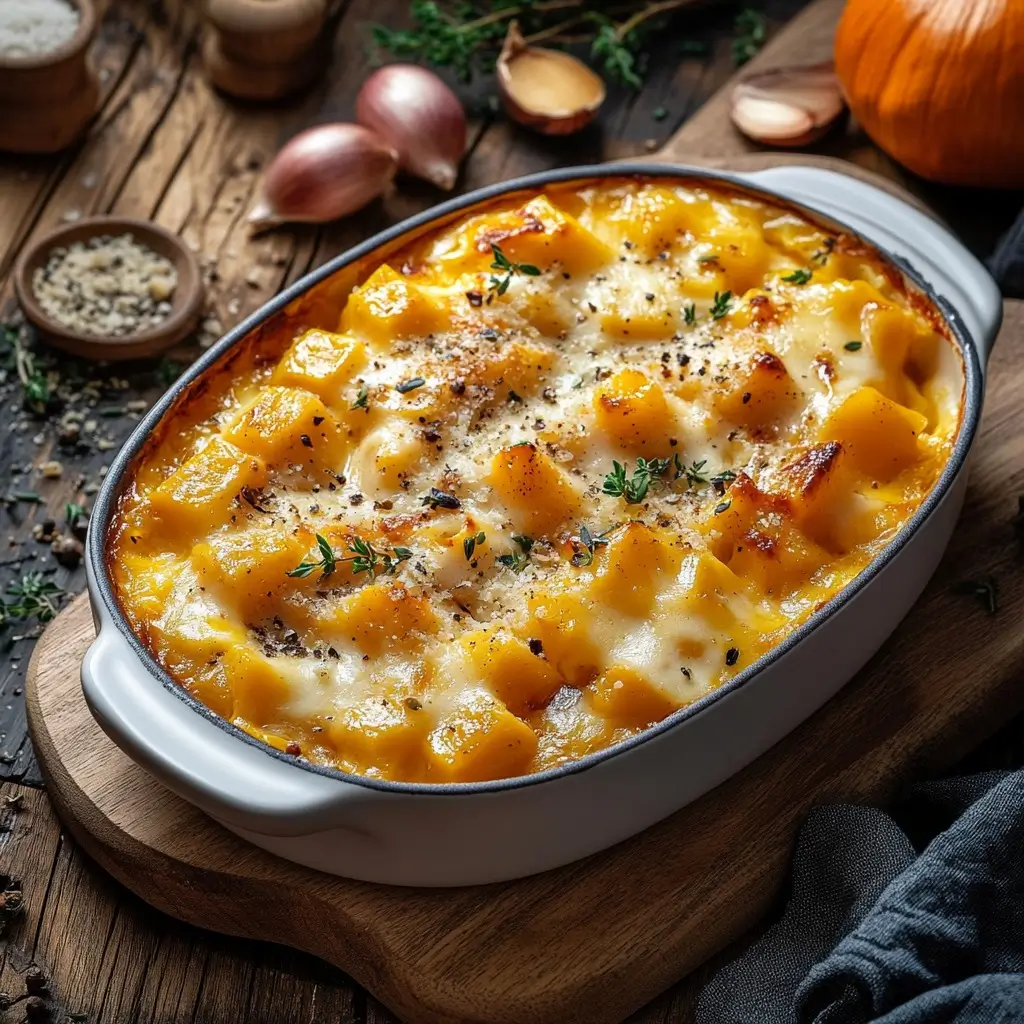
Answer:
495;533;533;573
602;457;671;504
488;244;541;296
710;290;733;320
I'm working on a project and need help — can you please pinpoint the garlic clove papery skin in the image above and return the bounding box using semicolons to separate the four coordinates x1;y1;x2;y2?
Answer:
355;64;467;191
248;123;399;233
730;63;845;148
497;21;606;136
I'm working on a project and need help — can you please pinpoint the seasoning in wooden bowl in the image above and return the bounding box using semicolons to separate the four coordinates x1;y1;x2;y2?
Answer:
32;234;178;338
14;216;205;361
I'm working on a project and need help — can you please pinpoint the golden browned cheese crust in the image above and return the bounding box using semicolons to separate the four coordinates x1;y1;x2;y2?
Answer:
110;178;963;783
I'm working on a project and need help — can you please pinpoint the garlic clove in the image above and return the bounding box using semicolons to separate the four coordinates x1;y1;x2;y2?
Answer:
356;64;467;191
248;123;398;233
497;21;606;136
731;63;845;148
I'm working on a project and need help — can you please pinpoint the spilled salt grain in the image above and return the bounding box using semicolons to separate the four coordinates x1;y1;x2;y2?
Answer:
0;0;80;59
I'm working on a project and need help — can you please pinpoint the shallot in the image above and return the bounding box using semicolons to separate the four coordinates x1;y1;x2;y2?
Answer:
248;123;398;232
356;64;467;191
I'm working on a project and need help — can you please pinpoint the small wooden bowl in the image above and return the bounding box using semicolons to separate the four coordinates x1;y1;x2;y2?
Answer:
14;217;205;362
0;0;100;153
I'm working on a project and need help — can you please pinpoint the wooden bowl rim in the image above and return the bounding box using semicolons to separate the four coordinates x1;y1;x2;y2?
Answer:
0;0;97;71
13;215;205;358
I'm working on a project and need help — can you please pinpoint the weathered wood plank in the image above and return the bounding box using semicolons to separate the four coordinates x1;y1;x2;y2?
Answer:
0;783;363;1023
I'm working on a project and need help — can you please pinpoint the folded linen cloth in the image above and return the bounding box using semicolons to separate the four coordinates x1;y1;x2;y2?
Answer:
695;771;1024;1024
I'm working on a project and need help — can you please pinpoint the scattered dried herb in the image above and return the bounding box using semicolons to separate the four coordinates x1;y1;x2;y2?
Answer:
463;531;486;560
351;385;369;411
421;487;461;510
396;377;426;394
710;290;733;320
782;268;813;284
571;524;613;567
496;533;533;573
955;576;998;615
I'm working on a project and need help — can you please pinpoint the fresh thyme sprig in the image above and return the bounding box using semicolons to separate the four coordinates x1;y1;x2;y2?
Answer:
351;385;369;411
368;1;703;89
678;456;709;486
287;533;413;581
683;302;697;326
3;573;64;624
602;456;671;504
488;244;541;296
732;7;767;65
496;534;534;572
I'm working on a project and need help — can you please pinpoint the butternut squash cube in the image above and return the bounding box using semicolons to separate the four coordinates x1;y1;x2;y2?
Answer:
592;184;710;255
271;329;365;402
781;441;874;553
713;352;800;436
222;646;293;729
472;196;613;277
326;696;429;776
599;293;677;342
525;589;602;687
425;689;538;783
191;528;310;621
488;442;581;535
115;553;180;620
593;369;674;452
673;551;746;630
460;626;562;715
819;387;927;481
589;665;681;728
340;264;447;345
589;522;683;617
328;582;439;658
148;437;267;543
224;386;342;471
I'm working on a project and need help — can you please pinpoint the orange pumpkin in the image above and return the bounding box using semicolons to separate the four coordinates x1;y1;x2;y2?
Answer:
835;0;1024;188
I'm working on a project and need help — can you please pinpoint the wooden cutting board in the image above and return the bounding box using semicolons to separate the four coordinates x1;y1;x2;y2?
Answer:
25;2;1024;1022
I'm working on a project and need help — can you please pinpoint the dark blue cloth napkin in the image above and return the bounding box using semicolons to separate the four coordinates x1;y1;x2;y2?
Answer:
695;771;1024;1023
694;213;1024;1024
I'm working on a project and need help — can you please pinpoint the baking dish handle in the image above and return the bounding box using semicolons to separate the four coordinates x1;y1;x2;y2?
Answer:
81;615;367;839
740;165;1003;368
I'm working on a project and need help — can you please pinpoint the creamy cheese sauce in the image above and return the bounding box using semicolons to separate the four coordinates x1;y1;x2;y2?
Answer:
110;178;963;783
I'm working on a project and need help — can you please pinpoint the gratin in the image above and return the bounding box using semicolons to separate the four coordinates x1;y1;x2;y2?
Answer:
110;178;963;784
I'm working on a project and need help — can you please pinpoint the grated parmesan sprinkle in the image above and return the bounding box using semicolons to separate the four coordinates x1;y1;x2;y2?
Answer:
0;0;79;59
32;233;178;338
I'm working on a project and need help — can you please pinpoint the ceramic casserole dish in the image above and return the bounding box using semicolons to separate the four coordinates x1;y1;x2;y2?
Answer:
82;164;1002;887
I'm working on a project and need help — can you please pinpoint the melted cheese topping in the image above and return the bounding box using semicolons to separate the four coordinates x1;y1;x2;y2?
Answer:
110;178;963;784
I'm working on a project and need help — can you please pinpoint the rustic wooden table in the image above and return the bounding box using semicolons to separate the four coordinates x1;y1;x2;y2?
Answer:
0;2;1022;1022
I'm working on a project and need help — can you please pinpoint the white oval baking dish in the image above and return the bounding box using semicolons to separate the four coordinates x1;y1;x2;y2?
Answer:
82;164;1002;887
